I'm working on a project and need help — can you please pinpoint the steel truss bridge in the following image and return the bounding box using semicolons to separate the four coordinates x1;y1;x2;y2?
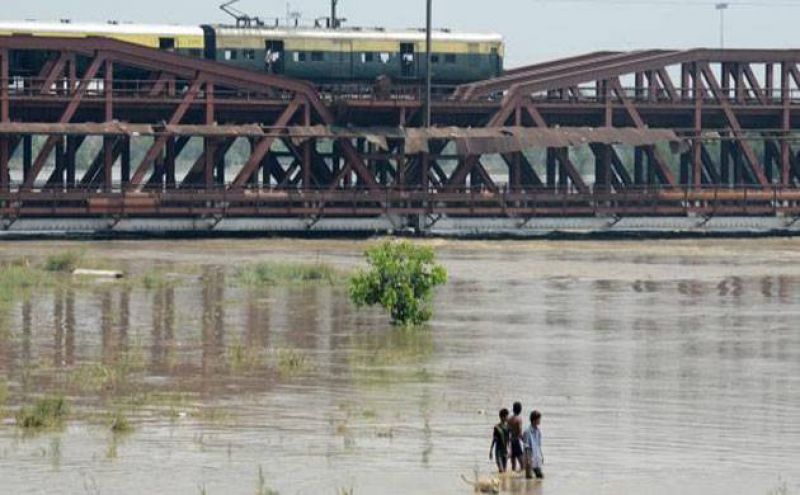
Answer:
2;37;800;235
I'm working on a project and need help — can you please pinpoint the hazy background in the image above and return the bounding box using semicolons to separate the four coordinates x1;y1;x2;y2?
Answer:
2;0;800;67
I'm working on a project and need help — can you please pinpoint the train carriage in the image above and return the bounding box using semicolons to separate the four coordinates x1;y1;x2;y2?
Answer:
0;20;504;85
0;20;205;55
208;25;504;83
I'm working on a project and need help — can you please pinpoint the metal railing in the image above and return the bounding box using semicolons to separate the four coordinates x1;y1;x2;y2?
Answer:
2;184;799;220
6;76;800;105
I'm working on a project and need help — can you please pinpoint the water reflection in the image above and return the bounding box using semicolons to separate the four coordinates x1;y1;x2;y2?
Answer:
0;245;798;495
150;286;175;374
201;267;225;379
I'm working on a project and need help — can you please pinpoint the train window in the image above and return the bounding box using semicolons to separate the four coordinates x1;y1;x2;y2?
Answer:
445;54;457;64
296;52;307;62
224;50;238;60
431;55;440;64
362;52;375;63
243;49;256;60
311;51;324;62
159;37;176;51
379;52;391;64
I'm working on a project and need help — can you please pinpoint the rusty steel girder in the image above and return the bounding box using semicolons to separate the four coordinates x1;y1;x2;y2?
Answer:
1;36;800;227
453;48;800;192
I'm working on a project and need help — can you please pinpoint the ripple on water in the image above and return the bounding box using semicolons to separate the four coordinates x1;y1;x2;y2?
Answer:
0;240;798;494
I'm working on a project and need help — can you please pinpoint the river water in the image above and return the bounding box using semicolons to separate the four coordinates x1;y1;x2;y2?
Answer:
0;239;798;495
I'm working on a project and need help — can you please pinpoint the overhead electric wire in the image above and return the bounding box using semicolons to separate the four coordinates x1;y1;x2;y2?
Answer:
528;0;800;6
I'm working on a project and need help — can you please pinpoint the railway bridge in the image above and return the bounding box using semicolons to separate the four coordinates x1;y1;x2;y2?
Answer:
1;36;800;235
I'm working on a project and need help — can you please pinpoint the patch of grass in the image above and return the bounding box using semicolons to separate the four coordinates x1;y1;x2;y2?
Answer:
112;391;195;420
255;465;280;495
67;346;146;394
192;407;232;424
375;428;394;439
235;261;338;287
0;379;7;414
16;396;69;429
43;250;84;273
106;438;119;459
348;329;436;386
109;411;133;433
226;337;263;374
0;262;51;303
275;348;311;376
67;363;117;393
349;328;434;368
766;479;789;495
140;270;181;290
82;473;100;495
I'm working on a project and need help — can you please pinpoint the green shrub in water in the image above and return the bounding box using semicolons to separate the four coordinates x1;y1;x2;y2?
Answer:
16;396;69;429
348;241;447;326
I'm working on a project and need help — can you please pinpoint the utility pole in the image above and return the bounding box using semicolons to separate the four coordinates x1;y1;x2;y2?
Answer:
424;0;433;127
331;0;339;28
716;3;729;49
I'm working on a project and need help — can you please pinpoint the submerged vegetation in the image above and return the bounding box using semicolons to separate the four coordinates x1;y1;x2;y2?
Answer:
255;465;281;495
16;396;69;429
235;261;339;287
275;348;312;376
66;345;146;394
0;259;51;304
0;246;437;462
0;379;7;415
43;250;84;273
226;337;264;373
349;241;448;326
109;410;133;433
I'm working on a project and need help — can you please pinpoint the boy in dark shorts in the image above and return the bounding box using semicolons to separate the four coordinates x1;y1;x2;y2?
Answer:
507;402;525;472
489;408;510;473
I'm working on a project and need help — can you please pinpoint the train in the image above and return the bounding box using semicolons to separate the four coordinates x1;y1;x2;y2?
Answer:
0;20;504;84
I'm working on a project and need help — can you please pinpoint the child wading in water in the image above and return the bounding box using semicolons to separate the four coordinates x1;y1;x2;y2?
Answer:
507;402;525;472
489;408;510;473
523;410;544;479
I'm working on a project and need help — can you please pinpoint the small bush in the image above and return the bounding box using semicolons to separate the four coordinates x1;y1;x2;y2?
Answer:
43;251;84;273
16;396;69;429
348;241;447;326
236;262;337;287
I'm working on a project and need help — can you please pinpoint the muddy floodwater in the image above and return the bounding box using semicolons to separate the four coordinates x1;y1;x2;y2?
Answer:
0;239;798;495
